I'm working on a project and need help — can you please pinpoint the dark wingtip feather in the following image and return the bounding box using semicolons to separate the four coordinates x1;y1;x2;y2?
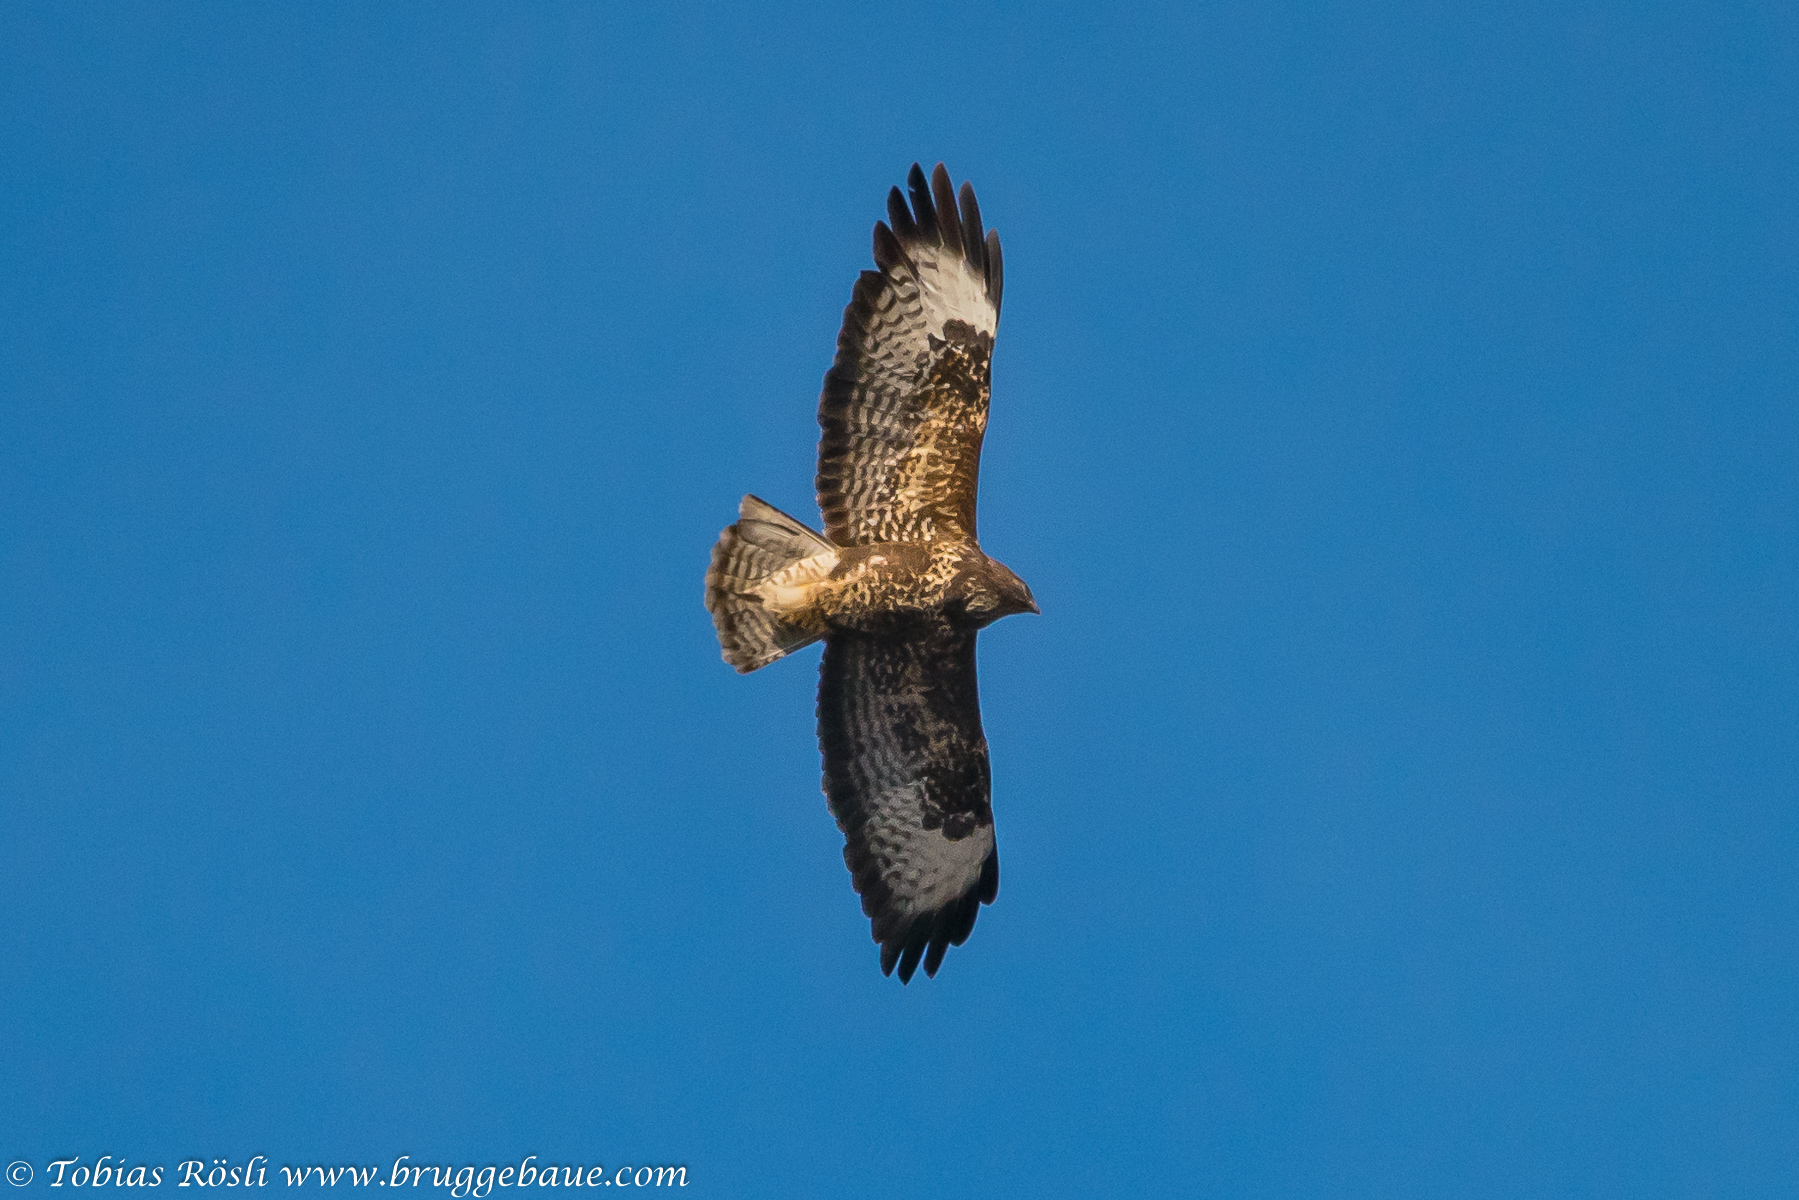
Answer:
957;181;985;269
946;891;978;947
876;876;998;981
929;164;963;263
923;936;948;977
895;919;931;984
872;222;906;273
887;186;918;241
906;164;937;243
985;229;1004;313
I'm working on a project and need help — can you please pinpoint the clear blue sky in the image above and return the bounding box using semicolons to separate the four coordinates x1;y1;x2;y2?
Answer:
4;3;1795;1196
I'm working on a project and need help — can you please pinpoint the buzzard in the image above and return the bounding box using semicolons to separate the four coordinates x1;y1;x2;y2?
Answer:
704;164;1037;983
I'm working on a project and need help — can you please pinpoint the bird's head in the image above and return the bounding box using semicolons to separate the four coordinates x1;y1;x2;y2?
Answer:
955;558;1040;628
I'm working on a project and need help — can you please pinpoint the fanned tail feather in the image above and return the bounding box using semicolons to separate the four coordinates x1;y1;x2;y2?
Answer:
705;495;836;673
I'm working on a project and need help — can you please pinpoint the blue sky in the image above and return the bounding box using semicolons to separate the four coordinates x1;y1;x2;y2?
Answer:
3;3;1795;1196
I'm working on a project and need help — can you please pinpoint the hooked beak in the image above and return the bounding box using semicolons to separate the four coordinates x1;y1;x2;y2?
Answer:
1027;597;1041;615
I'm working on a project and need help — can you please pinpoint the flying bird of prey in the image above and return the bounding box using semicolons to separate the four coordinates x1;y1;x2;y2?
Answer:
704;164;1037;983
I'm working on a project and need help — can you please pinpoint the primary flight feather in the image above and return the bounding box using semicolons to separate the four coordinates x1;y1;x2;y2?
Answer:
705;164;1036;983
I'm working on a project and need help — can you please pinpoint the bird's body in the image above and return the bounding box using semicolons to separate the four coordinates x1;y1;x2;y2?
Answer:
705;164;1035;983
748;538;1028;637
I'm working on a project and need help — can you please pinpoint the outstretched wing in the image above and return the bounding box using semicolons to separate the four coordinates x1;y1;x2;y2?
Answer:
817;623;1000;982
817;163;1004;547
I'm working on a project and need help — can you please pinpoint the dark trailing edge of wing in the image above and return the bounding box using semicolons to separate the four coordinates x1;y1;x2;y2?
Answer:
985;229;1003;313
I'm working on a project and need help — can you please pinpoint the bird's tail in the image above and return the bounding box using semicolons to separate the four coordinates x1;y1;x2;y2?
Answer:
705;495;838;673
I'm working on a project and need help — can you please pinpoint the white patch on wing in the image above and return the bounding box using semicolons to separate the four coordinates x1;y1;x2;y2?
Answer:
865;783;992;915
908;244;996;338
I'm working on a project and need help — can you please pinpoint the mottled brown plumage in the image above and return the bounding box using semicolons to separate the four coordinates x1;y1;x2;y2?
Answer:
704;164;1035;983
